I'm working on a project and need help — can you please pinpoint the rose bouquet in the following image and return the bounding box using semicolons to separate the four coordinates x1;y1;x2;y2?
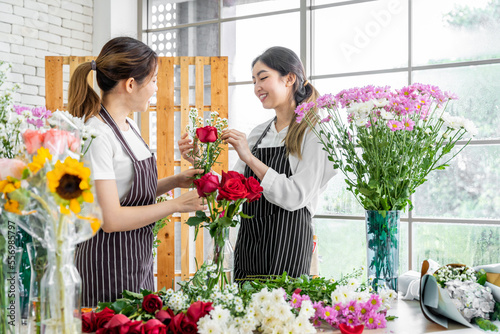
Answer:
1;110;102;333
420;261;500;332
295;83;476;212
186;170;263;289
185;108;228;175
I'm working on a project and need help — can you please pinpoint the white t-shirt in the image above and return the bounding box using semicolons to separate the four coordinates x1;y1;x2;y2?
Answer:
85;116;153;201
232;118;338;216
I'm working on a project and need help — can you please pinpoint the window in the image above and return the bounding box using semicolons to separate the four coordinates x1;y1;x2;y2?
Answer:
143;0;500;279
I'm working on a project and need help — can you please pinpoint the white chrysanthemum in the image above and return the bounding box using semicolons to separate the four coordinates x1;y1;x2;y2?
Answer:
298;299;315;319
373;98;389;108
271;288;286;303
198;320;222;334
253;288;271;304
346;278;360;290
211;305;231;323
380;109;394;120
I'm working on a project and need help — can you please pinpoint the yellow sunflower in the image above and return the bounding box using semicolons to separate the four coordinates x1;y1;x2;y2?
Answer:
4;198;21;214
46;156;93;214
77;214;102;235
0;176;21;194
28;147;52;174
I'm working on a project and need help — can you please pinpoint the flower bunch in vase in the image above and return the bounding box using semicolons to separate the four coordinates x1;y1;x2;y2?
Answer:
187;171;263;289
1;110;102;333
185;108;228;175
295;84;477;291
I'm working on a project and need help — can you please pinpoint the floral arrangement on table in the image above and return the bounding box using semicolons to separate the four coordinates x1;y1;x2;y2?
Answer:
81;264;397;333
1;108;101;333
420;261;500;332
294;84;477;291
183;107;263;289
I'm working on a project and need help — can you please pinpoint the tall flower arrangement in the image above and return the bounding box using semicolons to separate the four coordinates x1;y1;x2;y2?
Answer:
295;84;476;211
1;110;101;333
295;84;476;291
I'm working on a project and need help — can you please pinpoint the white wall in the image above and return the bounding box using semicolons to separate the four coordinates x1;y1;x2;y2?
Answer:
0;0;139;107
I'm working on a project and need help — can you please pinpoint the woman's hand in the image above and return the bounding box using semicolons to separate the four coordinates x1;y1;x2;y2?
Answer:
175;168;204;188
172;190;207;213
178;133;198;165
221;129;254;164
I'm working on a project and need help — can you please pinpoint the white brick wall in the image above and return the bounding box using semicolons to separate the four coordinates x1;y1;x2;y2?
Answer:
1;0;93;107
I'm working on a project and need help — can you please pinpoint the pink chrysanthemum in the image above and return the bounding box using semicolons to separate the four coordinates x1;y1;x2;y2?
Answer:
402;117;415;131
387;120;403;131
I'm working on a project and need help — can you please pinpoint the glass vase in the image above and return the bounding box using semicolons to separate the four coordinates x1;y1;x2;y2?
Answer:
26;241;47;334
365;210;400;292
1;217;23;334
207;227;234;288
15;227;32;326
40;245;82;334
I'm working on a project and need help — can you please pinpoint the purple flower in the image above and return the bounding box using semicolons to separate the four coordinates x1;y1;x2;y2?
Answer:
316;94;336;109
294;102;316;123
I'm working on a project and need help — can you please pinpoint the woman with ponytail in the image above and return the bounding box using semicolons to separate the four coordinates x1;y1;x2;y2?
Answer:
179;46;337;280
69;36;206;307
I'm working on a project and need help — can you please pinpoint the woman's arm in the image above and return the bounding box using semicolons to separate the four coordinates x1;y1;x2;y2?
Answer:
156;168;204;196
96;179;206;233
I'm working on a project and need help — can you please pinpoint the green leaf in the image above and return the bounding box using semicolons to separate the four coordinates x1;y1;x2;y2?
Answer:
218;216;233;228
122;290;144;300
239;212;253;219
186;217;205;226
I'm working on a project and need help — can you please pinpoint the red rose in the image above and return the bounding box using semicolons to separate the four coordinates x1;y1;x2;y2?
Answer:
220;170;245;187
128;320;144;334
217;177;248;201
82;311;96;333
186;301;214;322
99;314;131;334
143;319;167;334
22;129;44;154
95;307;116;329
196;126;218;143
180;316;197;334
339;324;364;334
155;309;174;326
244;176;263;203
193;172;219;197
142;294;163;314
169;313;184;334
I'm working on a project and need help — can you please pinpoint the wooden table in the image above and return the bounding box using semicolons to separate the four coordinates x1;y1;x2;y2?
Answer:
316;297;486;334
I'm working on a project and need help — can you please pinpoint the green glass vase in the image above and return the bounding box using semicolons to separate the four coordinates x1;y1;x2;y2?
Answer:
365;210;400;291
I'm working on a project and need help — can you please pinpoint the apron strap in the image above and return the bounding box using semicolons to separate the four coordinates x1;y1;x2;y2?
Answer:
252;117;276;153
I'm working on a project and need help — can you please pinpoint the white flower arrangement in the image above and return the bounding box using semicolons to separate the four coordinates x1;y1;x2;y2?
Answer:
444;280;495;322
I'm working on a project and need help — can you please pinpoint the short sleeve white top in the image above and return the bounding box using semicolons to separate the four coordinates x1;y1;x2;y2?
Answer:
85;116;152;201
232;117;338;216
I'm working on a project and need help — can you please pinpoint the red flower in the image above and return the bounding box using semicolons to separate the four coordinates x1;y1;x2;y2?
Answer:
193;172;219;197
186;301;214;322
196;126;218;143
98;314;131;334
220;170;245;187
244;176;263;203
82;311;96;333
339;323;364;334
143;318;167;334
94;307;116;329
128;320;144;334
155;309;174;326
217;177;248;201
142;294;163;314
169;313;197;334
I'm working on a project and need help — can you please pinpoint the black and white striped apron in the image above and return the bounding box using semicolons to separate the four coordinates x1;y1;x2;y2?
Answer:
75;106;158;307
234;119;313;281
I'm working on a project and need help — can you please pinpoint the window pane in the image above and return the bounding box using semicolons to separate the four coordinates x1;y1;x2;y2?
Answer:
313;0;408;75
149;0;218;28
149;24;219;57
413;64;500;140
413;145;500;220
412;223;500;270
222;13;300;82
222;0;299;18
228;84;273;135
313;72;408;97
313;219;408;278
413;0;500;66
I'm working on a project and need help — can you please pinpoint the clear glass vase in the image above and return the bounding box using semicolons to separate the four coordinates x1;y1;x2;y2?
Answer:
26;241;47;334
207;227;234;288
15;227;32;326
365;210;400;292
40;245;82;334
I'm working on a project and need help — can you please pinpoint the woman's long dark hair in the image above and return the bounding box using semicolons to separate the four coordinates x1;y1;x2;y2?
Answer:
68;36;158;121
252;46;319;159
